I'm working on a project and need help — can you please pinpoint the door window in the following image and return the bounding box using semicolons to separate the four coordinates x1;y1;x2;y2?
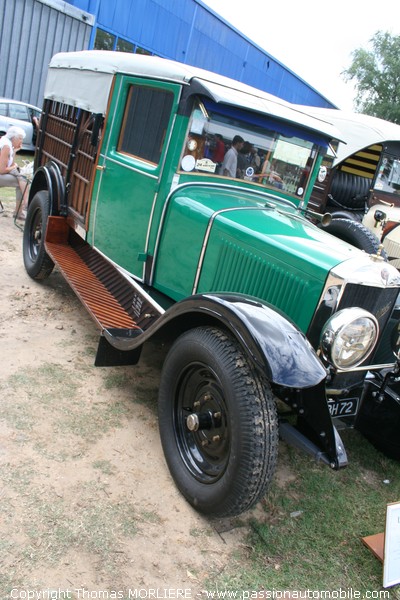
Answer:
118;85;174;165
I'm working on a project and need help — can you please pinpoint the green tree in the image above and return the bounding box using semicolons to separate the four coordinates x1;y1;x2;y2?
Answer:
342;31;400;124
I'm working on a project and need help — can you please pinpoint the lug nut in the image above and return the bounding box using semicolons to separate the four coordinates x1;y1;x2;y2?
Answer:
186;414;199;431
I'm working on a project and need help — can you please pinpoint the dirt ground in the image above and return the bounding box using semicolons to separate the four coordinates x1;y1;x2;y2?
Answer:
1;196;280;597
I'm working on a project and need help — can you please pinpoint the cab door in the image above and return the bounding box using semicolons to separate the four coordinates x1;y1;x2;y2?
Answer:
89;75;181;279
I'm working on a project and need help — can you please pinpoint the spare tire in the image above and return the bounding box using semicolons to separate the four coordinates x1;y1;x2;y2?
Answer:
329;171;371;209
321;217;384;256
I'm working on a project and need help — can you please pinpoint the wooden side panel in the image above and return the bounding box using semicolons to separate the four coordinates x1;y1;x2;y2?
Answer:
37;101;101;224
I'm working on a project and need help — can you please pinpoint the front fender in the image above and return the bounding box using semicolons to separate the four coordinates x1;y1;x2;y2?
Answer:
103;292;327;389
186;293;327;388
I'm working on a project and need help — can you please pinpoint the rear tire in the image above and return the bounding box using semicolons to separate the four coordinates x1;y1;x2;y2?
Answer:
23;190;54;280
158;326;279;518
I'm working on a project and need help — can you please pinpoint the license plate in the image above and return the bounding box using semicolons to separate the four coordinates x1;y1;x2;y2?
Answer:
328;397;359;417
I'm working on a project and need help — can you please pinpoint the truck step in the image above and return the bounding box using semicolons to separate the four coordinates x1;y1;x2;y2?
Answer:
44;217;161;333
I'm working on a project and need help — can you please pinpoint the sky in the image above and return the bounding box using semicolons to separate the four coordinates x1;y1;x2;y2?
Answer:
201;0;400;110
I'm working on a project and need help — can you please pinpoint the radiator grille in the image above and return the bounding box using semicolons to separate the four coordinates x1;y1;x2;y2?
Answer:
338;283;399;335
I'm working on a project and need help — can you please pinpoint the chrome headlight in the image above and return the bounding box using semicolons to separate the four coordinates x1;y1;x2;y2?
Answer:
320;308;379;370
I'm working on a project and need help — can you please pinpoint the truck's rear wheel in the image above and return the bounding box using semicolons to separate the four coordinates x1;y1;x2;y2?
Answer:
23;190;54;280
158;326;278;517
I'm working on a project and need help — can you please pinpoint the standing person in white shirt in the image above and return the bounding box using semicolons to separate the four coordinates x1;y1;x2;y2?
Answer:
221;135;244;178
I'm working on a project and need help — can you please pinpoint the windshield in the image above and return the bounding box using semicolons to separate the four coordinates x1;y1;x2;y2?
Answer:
179;99;324;199
374;152;400;197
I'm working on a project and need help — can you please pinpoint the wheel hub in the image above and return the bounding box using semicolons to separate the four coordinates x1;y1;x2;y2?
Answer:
174;365;230;481
186;409;221;431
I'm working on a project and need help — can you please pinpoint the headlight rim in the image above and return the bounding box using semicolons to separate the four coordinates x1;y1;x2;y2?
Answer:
320;307;379;370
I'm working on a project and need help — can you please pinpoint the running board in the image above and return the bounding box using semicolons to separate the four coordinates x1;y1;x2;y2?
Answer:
44;217;162;365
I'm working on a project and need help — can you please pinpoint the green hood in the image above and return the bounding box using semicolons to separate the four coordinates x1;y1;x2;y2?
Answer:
154;185;361;331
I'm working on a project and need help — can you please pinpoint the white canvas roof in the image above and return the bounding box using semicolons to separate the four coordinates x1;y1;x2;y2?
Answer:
303;107;400;165
44;50;342;141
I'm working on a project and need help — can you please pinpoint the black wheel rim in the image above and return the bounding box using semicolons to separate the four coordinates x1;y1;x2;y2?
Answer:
28;206;43;261
173;361;230;483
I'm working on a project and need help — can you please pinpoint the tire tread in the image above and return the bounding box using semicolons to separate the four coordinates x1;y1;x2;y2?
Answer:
158;326;278;518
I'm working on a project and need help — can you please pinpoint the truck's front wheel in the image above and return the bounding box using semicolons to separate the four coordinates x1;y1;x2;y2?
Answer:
23;190;54;280
158;327;278;518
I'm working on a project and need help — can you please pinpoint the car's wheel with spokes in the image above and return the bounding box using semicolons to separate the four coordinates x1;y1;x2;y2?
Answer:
158;326;279;518
23;190;54;280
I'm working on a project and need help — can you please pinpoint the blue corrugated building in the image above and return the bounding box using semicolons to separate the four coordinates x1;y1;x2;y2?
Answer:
64;0;336;108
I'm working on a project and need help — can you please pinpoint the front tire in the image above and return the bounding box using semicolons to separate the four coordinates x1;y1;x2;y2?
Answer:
23;190;54;280
158;327;279;518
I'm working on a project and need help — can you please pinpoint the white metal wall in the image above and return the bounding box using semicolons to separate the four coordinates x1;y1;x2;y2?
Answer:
0;0;93;108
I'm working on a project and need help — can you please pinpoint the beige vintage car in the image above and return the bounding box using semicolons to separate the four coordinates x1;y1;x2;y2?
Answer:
363;203;400;268
306;108;400;263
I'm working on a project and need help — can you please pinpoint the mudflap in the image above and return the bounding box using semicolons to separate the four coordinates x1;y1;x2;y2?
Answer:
279;380;348;469
355;370;400;461
95;330;143;366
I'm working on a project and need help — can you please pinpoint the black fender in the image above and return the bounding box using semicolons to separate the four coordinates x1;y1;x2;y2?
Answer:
101;292;327;389
28;161;65;216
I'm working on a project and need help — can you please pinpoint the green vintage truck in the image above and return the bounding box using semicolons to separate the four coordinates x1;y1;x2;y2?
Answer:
23;50;400;517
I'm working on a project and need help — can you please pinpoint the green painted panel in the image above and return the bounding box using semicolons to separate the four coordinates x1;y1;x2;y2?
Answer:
152;183;361;331
88;75;182;278
92;158;158;273
197;207;359;331
153;196;215;298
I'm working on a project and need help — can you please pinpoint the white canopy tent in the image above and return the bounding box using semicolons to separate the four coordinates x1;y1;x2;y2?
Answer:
303;107;400;166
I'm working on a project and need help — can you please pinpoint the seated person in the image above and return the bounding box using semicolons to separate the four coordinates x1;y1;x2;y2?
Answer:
0;126;30;219
258;157;284;188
